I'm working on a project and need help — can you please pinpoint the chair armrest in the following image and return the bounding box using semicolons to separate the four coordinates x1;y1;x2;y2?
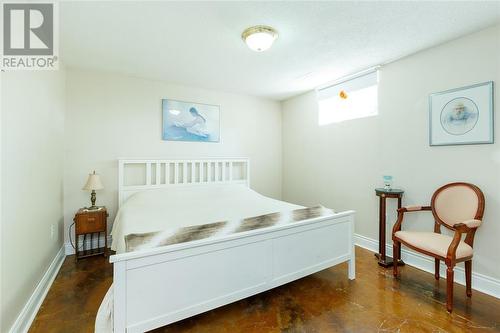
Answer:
447;220;482;258
453;219;482;232
392;205;431;235
461;219;482;229
398;205;432;213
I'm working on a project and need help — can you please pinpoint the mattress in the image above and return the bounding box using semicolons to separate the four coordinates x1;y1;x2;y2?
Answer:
110;184;303;254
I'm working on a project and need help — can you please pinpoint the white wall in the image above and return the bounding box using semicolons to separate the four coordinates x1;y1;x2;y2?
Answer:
282;25;500;280
64;69;283;245
1;69;66;331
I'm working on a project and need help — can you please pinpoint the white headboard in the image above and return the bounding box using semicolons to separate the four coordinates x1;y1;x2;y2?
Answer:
118;158;250;207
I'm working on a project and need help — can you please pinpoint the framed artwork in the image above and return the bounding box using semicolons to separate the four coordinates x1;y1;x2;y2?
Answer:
162;99;220;142
429;81;494;146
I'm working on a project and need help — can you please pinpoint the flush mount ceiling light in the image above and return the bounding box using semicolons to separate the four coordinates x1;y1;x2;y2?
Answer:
241;25;278;52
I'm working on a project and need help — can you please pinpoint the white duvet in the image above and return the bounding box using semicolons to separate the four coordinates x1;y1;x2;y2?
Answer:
96;184;303;333
110;184;302;254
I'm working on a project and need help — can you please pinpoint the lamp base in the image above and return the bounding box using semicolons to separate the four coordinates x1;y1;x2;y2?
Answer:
83;205;103;212
90;190;97;206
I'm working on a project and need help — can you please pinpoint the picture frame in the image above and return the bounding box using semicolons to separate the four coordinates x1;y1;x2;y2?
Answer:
162;99;220;143
429;81;494;146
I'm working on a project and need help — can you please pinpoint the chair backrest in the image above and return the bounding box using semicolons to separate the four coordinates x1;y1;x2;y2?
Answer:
431;182;485;230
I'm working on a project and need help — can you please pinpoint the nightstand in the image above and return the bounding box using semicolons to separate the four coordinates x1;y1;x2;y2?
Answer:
73;207;108;261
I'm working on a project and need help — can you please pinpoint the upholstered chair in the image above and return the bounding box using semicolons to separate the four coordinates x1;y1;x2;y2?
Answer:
392;182;485;312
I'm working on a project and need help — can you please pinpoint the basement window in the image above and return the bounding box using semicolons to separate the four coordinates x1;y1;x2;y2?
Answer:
317;70;378;125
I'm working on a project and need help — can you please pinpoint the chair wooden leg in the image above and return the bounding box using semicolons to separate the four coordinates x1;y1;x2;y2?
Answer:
393;241;399;277
446;266;454;312
434;259;440;280
465;260;472;297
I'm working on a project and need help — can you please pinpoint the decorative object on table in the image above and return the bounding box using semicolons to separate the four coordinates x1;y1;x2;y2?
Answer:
162;99;220;143
392;182;484;312
429;81;494;146
382;175;393;190
82;171;104;210
73;207;108;261
375;188;405;268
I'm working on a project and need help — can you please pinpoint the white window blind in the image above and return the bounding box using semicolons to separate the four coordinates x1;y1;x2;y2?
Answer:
317;70;378;125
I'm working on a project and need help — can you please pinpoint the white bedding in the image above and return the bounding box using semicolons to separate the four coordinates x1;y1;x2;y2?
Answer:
111;184;302;254
98;185;304;332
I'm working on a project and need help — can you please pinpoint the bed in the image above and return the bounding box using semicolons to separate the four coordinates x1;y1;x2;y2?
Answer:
100;158;355;333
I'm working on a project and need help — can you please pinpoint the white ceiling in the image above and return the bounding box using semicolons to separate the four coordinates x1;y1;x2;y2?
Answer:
60;1;500;101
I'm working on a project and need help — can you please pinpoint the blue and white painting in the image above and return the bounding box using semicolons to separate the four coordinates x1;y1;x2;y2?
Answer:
429;82;493;146
440;98;479;135
162;99;220;142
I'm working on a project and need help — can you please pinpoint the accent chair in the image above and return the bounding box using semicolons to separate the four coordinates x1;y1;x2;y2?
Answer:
392;182;485;312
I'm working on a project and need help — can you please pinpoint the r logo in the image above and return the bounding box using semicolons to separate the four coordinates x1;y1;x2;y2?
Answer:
3;3;54;56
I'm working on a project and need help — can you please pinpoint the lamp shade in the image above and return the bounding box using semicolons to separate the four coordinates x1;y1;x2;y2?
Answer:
82;171;104;191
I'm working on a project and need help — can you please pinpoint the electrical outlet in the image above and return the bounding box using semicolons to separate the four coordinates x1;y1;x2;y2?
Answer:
50;224;55;239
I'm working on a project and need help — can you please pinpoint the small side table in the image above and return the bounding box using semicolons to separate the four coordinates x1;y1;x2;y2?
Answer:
74;207;108;261
375;188;405;268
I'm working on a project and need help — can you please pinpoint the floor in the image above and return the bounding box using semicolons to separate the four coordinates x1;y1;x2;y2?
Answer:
30;247;500;333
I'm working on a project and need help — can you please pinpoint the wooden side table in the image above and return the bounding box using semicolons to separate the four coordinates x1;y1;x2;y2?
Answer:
375;188;405;268
74;207;108;261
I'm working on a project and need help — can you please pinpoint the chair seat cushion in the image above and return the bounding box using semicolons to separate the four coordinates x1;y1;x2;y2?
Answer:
395;231;473;259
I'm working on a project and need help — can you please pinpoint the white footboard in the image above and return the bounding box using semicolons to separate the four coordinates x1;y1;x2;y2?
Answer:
110;211;355;333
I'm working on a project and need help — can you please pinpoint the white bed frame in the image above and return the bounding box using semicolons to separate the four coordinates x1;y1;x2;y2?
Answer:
111;158;355;333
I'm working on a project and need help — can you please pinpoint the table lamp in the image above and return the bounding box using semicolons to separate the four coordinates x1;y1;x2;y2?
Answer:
82;171;104;210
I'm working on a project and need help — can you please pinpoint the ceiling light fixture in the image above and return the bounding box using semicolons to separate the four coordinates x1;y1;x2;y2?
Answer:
241;25;278;52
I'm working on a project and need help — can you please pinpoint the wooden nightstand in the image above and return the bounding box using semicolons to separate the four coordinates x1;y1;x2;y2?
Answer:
73;207;108;261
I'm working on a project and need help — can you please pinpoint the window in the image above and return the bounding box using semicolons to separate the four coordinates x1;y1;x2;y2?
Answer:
317;70;378;125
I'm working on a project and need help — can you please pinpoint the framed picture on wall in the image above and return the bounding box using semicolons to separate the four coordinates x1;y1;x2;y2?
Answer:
162;99;220;142
429;81;494;146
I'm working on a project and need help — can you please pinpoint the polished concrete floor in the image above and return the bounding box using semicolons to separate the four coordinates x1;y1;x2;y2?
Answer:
30;247;500;332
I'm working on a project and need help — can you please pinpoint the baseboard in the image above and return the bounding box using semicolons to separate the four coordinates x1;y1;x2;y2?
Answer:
354;233;500;299
65;235;112;255
9;246;66;333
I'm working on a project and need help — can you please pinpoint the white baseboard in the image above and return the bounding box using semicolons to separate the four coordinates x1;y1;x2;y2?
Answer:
65;235;112;255
354;233;500;299
9;246;66;333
